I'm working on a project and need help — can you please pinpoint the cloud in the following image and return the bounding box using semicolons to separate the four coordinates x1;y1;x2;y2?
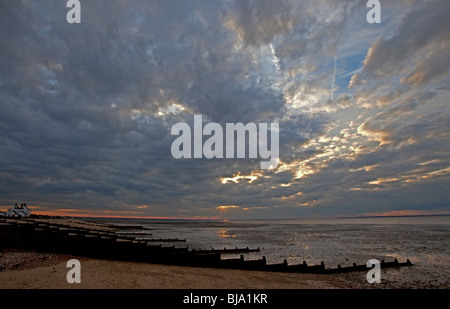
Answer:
225;0;299;47
357;0;450;84
0;0;448;219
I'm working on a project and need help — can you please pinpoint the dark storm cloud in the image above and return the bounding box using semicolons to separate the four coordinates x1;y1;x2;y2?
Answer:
0;0;291;215
0;0;449;218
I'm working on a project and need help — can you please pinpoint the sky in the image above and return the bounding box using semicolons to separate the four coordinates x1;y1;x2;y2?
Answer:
0;0;449;219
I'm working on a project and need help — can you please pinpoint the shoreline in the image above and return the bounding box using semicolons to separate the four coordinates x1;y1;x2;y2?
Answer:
0;249;441;289
0;249;337;289
1;217;448;289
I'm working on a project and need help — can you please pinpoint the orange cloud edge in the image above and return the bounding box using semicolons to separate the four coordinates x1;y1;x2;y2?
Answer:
355;209;450;218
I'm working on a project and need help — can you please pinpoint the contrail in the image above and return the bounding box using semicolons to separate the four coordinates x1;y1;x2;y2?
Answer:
331;56;337;100
269;43;276;56
270;43;281;71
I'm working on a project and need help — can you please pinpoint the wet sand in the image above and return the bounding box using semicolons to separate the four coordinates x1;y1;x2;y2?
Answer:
0;249;441;289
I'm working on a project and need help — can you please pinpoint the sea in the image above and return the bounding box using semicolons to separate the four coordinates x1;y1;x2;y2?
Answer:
98;216;450;288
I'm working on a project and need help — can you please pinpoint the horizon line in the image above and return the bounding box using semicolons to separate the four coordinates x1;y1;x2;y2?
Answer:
20;212;450;221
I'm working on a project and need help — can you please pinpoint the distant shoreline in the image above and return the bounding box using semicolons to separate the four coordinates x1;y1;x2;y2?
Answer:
335;214;450;219
13;213;450;222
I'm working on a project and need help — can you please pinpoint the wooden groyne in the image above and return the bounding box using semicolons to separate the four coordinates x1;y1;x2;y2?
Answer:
192;247;261;254
0;218;413;274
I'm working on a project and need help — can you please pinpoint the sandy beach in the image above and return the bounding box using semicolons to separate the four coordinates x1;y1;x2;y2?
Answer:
0;249;347;289
1;217;448;289
0;249;442;289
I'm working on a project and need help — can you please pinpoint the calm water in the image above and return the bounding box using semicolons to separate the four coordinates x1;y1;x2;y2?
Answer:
102;216;450;287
